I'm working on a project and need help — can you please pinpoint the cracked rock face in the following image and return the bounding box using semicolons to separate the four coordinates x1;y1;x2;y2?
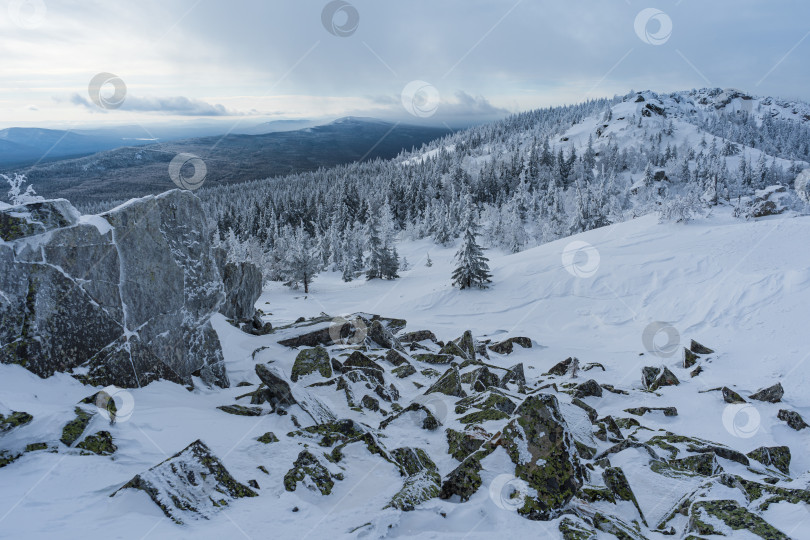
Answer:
0;190;229;388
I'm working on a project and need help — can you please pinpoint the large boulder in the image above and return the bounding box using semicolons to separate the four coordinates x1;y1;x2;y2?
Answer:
0;191;229;388
499;394;585;520
217;254;262;322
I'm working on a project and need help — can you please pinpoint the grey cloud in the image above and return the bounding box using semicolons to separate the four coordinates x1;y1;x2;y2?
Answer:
68;93;252;116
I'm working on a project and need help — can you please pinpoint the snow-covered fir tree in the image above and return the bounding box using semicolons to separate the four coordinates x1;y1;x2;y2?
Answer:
452;194;492;290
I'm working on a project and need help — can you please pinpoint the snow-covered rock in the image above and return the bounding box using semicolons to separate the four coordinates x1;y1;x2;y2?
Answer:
112;439;257;524
0;189;229;388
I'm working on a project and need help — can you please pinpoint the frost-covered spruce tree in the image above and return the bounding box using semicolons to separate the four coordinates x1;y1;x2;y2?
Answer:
380;242;400;279
452;194;492;290
285;227;321;293
364;211;386;280
365;209;398;280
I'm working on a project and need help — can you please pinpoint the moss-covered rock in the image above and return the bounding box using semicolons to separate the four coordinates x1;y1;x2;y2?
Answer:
24;442;49;452
385;349;409;366
425;367;465;398
379;403;442;431
602;467;647;525
689;499;787;538
624;406;678;417
446;428;488;461
594;416;623;443
499;394;585;520
641;366;680;391
719;474;810;511
413;353;454;364
574;379;602;398
458;409;510;425
558;517;597;540
440;340;468;359
545;357;578;376
460;366;501;392
690;340;714;355
342;351;385;380
290;346;332;382
749;383;784;403
288;419;365;447
591;512;647;540
0;410;33;433
500;363;526;389
439;447;493;502
391;363;416;378
488;336;532;355
747;445;790;475
777;409;808;430
571;398;598;423
580;486;616;503
77;431;117;455
361;395;380;412
284;450;343;495
386;447;441;511
0;450;22;468
367;320;403;350
400;330;437;344
454;390;517;415
60;407;94;447
651;452;721;478
721;386;746;404
613;417;641;430
683;347;699;368
256;432;279;444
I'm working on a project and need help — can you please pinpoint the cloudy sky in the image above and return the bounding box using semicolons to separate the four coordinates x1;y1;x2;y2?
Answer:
1;0;809;130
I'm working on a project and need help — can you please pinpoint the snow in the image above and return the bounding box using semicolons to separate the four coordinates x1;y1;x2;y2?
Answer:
78;214;113;236
2;206;810;538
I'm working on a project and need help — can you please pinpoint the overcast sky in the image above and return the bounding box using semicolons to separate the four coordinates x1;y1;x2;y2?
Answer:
1;0;809;130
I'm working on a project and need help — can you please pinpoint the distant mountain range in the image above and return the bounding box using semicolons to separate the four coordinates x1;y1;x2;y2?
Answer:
0;127;156;168
3;118;452;205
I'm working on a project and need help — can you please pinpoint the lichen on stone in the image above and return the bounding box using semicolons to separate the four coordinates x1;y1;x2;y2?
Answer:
284;450;343;495
290;346;332;382
77;431;117;455
60;407;94;447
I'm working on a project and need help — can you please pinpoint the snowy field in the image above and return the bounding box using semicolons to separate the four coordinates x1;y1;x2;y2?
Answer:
2;206;810;539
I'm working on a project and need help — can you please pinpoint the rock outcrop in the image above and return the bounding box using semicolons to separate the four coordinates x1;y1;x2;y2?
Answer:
0;191;236;388
212;246;263;323
112;439;256;523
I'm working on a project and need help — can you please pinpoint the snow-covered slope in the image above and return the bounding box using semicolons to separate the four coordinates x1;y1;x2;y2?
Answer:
2;206;809;538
